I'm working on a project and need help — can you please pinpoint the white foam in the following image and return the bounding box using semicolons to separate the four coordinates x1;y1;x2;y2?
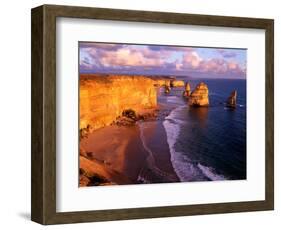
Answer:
138;122;154;158
163;106;204;181
198;163;226;181
165;105;186;119
163;105;227;182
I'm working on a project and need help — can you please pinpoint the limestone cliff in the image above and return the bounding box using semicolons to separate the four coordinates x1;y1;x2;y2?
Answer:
153;79;171;87
226;90;237;108
80;74;157;131
189;82;209;106
170;80;185;87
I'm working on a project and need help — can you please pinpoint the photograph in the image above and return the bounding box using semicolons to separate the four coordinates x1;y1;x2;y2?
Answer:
78;42;247;187
30;4;274;224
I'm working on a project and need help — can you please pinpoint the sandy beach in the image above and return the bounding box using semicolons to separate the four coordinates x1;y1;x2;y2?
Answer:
78;43;247;187
79;111;180;186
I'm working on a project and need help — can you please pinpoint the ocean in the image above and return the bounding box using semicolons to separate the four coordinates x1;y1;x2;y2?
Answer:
155;79;246;182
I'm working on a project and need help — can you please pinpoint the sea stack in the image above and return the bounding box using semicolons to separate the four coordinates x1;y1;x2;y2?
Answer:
189;82;209;106
226;90;237;108
183;82;191;97
164;84;171;94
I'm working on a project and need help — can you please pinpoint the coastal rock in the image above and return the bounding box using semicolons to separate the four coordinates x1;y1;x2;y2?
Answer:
79;174;91;187
115;116;136;126
189;82;209;106
79;155;130;186
164;80;171;87
183;82;191;97
153;79;171;87
122;109;137;120
164;85;171;94
170;80;185;87
80;74;157;131
226;90;237;108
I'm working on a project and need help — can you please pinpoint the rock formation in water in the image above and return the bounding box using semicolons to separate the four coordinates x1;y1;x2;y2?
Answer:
189;82;209;106
80;74;157;131
164;84;171;94
183;82;191;97
226;90;237;108
170;80;185;87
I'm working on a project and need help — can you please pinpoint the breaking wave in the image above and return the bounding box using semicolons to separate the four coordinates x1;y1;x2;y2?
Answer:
197;163;226;181
163;105;227;182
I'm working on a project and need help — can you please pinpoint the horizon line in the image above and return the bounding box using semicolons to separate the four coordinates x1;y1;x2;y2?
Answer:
79;72;246;80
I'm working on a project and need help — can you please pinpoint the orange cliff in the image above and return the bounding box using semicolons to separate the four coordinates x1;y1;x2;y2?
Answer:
153;78;171;87
80;74;157;131
170;80;185;87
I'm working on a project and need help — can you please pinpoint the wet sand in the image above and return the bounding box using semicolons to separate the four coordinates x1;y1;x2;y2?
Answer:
139;113;175;173
80;119;179;186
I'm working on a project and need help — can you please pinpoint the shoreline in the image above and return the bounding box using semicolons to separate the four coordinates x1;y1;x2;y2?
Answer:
79;75;247;186
79;102;180;186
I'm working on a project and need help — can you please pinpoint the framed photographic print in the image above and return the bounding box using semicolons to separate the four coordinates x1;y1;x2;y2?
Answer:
31;4;274;225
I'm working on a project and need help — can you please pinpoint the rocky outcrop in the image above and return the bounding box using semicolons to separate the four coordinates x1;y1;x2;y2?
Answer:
226;90;237;108
170;80;185;87
80;74;157;131
153;78;184;88
189;82;209;106
153;79;171;87
79;155;126;186
183;82;191;97
164;85;171;94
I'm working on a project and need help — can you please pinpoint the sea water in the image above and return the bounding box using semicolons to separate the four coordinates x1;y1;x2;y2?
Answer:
162;79;246;181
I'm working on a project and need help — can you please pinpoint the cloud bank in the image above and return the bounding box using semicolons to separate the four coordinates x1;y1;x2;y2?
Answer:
80;43;246;78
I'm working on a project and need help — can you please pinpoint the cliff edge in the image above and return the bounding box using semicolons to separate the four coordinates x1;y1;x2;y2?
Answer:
80;74;157;131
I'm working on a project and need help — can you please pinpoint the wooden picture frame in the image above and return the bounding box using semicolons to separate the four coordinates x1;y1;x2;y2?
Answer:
31;4;274;225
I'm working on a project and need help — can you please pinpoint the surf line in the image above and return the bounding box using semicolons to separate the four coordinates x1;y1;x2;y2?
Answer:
163;105;227;182
137;121;177;182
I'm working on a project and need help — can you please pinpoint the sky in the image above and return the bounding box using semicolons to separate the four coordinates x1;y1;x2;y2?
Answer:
79;42;247;79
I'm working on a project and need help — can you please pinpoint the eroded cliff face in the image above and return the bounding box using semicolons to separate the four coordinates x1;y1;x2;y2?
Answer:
170;80;185;87
189;82;209;106
153;79;171;87
80;74;157;131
